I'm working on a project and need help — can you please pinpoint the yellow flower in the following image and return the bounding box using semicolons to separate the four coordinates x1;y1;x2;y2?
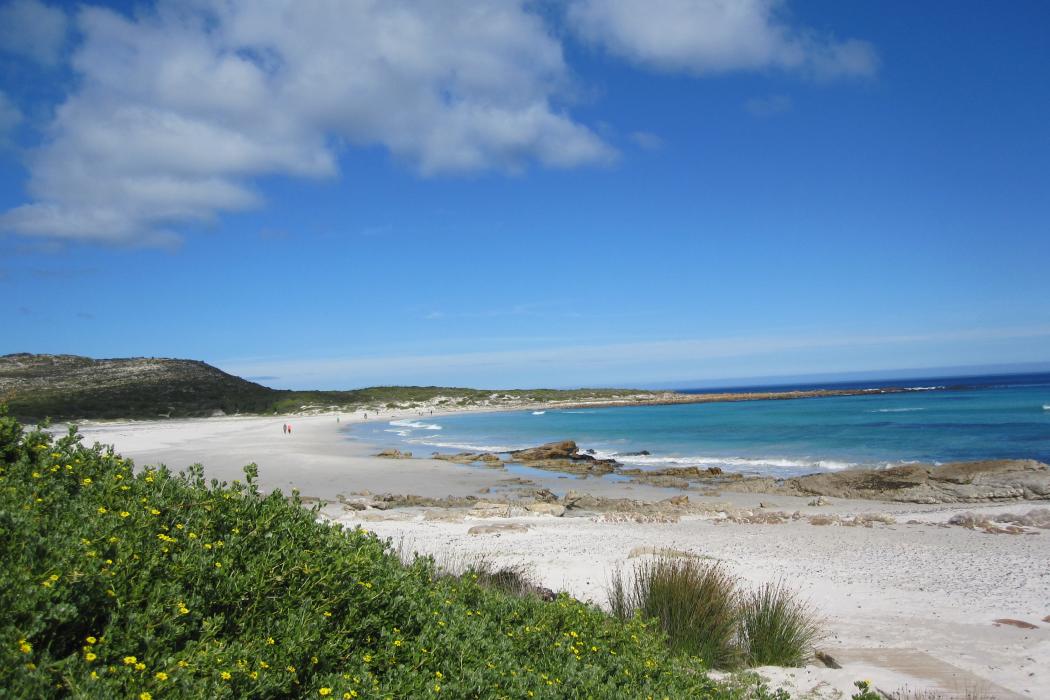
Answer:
135;662;146;671
266;637;275;645
435;671;443;679
286;665;296;673
140;694;152;700
433;685;441;693
86;636;97;644
260;661;269;669
120;511;130;518
221;671;232;680
123;656;137;665
85;652;97;662
249;671;258;679
319;689;332;697
150;508;160;515
393;640;402;647
81;477;92;485
178;660;189;668
345;693;358;699
155;672;168;681
323;611;332;617
97;507;108;514
18;639;31;654
178;604;189;615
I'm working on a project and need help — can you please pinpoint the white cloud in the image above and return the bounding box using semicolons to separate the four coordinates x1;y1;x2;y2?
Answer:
0;0;68;65
629;130;663;150
568;0;877;78
219;325;1050;389
1;0;614;245
0;90;22;141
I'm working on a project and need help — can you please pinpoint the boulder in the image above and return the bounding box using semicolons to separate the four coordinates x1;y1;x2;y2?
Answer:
526;502;566;517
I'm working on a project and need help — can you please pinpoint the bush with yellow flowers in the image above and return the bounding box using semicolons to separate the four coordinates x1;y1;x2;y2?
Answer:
0;407;789;699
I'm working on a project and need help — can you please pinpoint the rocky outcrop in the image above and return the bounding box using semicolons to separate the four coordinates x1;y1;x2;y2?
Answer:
375;448;413;459
722;459;1050;504
509;440;620;475
432;451;504;466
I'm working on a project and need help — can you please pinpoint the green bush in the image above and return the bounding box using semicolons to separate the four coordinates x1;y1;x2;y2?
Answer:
738;582;821;667
0;409;787;699
609;558;741;669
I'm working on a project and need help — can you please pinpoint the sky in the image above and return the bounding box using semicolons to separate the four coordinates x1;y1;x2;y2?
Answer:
1;0;1049;389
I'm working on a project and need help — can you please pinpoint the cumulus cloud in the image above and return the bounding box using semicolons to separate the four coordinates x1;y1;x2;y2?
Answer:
0;90;22;141
0;0;68;65
1;0;614;245
568;0;877;78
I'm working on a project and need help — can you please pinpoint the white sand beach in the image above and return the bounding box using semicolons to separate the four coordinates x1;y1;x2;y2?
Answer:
67;412;1050;699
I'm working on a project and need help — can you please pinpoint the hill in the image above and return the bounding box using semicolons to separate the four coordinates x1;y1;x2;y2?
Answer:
0;354;650;420
0;353;277;419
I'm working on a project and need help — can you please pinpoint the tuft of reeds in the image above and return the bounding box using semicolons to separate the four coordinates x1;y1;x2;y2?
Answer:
609;558;742;668
738;581;821;667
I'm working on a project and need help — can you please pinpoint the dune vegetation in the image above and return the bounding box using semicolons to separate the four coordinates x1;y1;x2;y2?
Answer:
0;408;798;699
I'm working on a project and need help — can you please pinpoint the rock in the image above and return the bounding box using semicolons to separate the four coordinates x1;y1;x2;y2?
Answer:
617;450;651;457
509;440;620;476
432;451;504;466
706;466;723;475
758;501;776;509
526;502;566;517
469;502;512;518
467;523;530;535
370;501;392;510
661;495;689;507
344;502;367;511
376;448;412;459
815;651;841;669
631;476;689;489
510;440;579;461
562;490;600;510
724;459;1050;504
808;496;832;506
993;618;1038;629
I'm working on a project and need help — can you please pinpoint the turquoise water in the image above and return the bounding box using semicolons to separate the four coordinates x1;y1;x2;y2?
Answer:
350;373;1050;477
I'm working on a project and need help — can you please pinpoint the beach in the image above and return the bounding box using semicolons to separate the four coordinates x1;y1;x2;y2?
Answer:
66;411;1050;699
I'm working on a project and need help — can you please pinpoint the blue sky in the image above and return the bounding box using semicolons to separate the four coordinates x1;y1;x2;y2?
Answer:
2;0;1049;389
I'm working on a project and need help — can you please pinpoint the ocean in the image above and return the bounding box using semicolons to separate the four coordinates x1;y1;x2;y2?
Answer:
349;372;1050;477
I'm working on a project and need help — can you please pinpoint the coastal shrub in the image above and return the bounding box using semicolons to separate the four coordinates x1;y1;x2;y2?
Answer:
609;560;821;671
738;582;820;667
0;409;791;699
609;558;742;669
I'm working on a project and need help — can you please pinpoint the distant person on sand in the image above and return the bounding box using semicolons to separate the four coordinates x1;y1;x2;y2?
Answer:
282;424;287;434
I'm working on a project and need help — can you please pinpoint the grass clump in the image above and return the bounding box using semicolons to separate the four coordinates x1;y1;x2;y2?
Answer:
0;408;789;699
609;559;820;671
609;558;741;669
739;582;821;667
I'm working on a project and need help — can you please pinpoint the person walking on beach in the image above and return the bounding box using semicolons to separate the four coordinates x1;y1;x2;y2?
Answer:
282;423;287;435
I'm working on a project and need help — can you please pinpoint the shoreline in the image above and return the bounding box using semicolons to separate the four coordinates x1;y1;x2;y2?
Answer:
60;411;1050;697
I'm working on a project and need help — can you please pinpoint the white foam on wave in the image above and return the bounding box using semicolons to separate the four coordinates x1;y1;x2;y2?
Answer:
589;449;862;473
1043;404;1050;411
903;385;945;391
532;411;546;415
388;419;442;430
870;407;925;413
406;438;523;454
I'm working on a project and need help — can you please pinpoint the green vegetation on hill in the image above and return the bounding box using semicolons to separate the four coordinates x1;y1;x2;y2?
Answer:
0;409;788;698
1;354;646;421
